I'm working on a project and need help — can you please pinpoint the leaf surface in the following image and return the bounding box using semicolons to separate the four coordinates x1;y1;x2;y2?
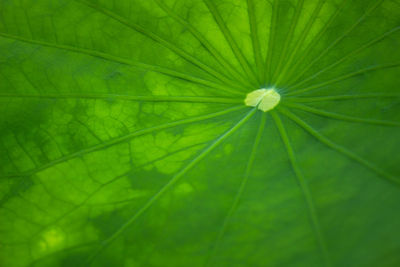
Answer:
1;0;400;266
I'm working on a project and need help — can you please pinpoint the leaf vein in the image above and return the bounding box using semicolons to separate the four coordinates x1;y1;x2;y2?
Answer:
87;108;257;264
284;102;400;127
74;0;241;90
272;110;330;266
206;112;267;265
0;32;243;95
154;0;251;87
0;106;245;179
289;26;400;90
279;107;400;186
203;0;259;85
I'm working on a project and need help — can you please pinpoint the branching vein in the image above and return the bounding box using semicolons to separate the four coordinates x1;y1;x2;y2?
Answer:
1;106;245;179
154;0;251;88
279;107;400;186
285;93;400;103
289;26;400;90
206;112;266;266
0;32;244;96
287;0;384;86
87;108;257;264
0;93;243;104
74;0;242;90
203;0;259;86
284;102;400;126
271;111;330;266
287;62;400;96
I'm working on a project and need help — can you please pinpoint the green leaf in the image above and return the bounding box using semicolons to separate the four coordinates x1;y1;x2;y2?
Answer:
1;0;399;266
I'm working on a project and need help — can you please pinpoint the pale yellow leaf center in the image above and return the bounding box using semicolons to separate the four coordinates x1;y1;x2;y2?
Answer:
244;88;281;112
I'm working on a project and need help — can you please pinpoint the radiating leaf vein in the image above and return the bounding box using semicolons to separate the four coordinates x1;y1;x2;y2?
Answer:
1;106;245;179
206;112;267;266
279;107;400;186
272;110;330;266
287;62;400;96
286;93;400;103
289;26;400;90
87;108;257;263
0;93;243;104
154;0;251;87
284;102;400;126
0;32;243;95
287;0;384;86
203;0;259;85
74;0;242;90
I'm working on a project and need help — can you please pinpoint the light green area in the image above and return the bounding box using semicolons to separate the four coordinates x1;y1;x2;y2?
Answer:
245;88;281;111
0;0;400;266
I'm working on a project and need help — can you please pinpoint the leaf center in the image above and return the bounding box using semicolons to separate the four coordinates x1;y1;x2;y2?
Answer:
244;88;281;112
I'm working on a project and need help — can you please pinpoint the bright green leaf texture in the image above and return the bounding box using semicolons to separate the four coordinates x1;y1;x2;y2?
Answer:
1;0;400;266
